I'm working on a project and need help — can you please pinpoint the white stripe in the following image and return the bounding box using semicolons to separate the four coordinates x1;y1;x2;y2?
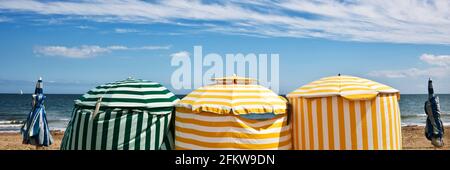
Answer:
181;97;284;103
76;101;176;108
188;91;280;96
106;112;116;150
90;87;168;92
81;93;175;100
375;96;383;149
128;114;138;150
140;111;148;150
85;111;94;150
150;116;157;150
383;96;390;150
95;112;105;150
117;111;127;150
175;140;291;150
77;113;86;150
343;99;351;150
332;96;340;150
311;99;319;150
176;131;291;145
365;101;374;150
355;101;363;150
175;120;290;134
321;98;329;150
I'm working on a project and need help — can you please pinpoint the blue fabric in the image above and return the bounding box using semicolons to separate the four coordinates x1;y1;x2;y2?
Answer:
21;94;53;146
424;96;444;140
240;113;276;120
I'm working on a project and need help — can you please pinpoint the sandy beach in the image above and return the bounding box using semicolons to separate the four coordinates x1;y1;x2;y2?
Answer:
0;126;448;150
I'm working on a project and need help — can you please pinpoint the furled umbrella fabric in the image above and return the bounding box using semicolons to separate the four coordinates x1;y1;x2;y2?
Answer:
60;78;179;150
21;78;53;147
424;78;444;147
175;75;291;150
287;75;402;150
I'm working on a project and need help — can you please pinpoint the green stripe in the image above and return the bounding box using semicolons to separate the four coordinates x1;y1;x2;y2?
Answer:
111;110;123;150
154;115;161;150
87;89;171;95
73;109;84;150
134;113;144;150
78;97;177;103
73;106;174;113
122;112;133;150
145;115;153;150
96;84;162;89
81;112;91;150
101;109;111;150
90;112;99;150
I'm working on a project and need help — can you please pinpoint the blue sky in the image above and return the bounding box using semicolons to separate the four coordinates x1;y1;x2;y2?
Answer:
0;0;449;94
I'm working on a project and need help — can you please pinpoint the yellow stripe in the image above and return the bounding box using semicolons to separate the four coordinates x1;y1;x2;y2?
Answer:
316;99;324;150
287;75;398;100
176;136;292;149
349;101;357;150
307;99;314;149
337;97;346;150
371;98;379;149
380;95;387;149
326;97;335;150
175;125;291;139
300;98;306;150
291;97;300;150
360;100;369;150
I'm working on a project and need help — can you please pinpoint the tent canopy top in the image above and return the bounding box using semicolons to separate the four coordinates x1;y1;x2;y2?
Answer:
177;75;286;115
75;78;179;111
287;75;399;101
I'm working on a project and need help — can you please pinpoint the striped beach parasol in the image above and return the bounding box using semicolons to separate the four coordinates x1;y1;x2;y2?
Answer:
60;78;179;150
21;77;53;147
175;75;291;150
287;75;402;150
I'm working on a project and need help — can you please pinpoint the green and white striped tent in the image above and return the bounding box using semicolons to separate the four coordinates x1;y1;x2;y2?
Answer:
61;78;179;150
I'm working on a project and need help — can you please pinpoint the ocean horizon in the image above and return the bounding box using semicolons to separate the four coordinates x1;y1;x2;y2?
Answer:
1;93;449;132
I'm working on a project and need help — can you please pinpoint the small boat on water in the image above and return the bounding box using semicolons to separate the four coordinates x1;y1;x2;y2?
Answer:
20;90;23;95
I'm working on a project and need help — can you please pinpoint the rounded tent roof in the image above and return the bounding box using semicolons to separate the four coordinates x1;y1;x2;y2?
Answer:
75;78;179;110
176;75;287;115
287;75;399;100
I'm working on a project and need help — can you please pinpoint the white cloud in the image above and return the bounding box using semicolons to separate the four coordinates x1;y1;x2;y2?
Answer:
34;45;109;58
34;45;171;58
114;28;140;33
420;54;450;67
0;0;450;44
76;25;94;29
368;53;450;78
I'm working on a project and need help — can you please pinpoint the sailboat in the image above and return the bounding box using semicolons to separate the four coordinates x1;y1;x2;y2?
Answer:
20;90;23;95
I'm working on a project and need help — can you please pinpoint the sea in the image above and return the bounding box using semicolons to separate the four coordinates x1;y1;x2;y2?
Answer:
0;94;449;132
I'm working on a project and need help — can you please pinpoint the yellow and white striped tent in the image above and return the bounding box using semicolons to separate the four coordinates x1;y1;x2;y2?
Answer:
287;75;402;150
175;75;291;150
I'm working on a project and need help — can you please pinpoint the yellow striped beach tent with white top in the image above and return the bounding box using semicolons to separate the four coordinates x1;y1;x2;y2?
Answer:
287;75;402;150
60;78;179;150
175;75;291;150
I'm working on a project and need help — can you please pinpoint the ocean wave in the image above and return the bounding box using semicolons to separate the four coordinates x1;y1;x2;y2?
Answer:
0;120;24;124
0;124;22;128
